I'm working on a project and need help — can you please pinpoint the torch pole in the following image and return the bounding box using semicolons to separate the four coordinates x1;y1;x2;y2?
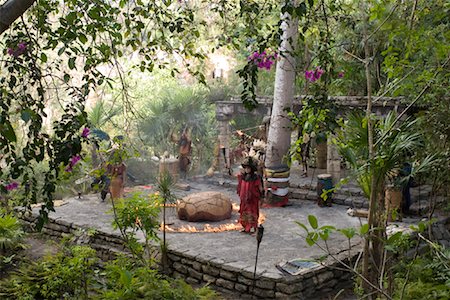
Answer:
252;225;264;297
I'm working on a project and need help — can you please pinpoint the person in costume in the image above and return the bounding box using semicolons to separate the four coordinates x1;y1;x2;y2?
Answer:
237;156;262;234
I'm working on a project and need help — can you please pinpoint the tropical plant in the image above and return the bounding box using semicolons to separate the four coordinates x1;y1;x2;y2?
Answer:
0;212;25;255
98;255;219;300
296;214;450;300
0;244;98;299
111;192;162;263
336;111;426;198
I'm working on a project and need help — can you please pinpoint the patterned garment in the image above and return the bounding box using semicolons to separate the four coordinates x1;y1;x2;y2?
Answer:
237;173;261;232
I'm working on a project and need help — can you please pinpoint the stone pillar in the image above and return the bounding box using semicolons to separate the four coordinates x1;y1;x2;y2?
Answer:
326;134;341;184
216;103;233;175
218;120;231;174
315;140;327;169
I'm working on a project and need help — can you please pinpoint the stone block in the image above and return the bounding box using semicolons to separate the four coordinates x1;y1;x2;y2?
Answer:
185;277;199;285
318;278;338;289
203;274;216;284
234;283;248;293
191;260;202;271
167;253;181;262
276;282;302;294
202;264;220;276
253;287;275;298
255;278;275;290
237;275;254;286
216;278;235;290
173;262;187;274
187;267;203;280
220;269;237;281
313;271;334;285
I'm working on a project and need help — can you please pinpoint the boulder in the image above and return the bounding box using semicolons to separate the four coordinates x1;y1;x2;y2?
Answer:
177;191;232;222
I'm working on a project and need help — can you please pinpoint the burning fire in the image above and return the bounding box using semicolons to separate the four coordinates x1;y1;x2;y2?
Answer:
160;203;266;233
162;222;243;233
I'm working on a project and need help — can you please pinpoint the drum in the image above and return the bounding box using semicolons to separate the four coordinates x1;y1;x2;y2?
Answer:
263;165;290;207
317;174;333;207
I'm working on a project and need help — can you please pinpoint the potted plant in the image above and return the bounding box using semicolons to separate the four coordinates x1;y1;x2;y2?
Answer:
335;111;425;219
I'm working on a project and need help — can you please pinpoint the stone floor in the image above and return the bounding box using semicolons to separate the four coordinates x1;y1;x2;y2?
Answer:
23;164;446;299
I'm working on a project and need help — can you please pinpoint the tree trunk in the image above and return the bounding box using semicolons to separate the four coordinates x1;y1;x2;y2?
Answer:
361;5;387;298
0;0;37;35
265;0;298;168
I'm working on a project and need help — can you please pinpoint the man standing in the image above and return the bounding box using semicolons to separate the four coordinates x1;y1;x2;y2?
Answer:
178;128;192;179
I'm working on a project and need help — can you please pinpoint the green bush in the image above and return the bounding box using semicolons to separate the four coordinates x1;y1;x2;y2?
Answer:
0;212;25;255
0;245;98;300
393;246;450;299
98;256;219;300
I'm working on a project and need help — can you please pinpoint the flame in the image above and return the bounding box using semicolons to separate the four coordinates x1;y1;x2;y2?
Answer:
160;211;266;233
162;222;243;233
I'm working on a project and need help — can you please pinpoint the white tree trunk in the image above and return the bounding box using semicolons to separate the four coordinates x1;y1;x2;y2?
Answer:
265;3;298;168
0;0;36;35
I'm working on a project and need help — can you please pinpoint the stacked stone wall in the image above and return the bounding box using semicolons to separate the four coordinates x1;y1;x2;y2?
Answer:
18;209;449;299
166;249;355;299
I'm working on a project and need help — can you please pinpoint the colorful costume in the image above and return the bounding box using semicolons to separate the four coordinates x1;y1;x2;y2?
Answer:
108;163;126;200
237;157;262;233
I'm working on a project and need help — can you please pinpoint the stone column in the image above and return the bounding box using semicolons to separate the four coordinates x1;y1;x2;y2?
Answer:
326;134;341;184
216;103;234;175
315;140;327;169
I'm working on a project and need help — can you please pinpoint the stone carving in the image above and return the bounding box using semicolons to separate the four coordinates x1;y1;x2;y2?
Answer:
177;191;232;222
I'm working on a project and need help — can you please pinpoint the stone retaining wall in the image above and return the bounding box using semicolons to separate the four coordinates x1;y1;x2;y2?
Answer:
167;250;354;299
18;208;449;299
19;213;133;261
18;211;356;299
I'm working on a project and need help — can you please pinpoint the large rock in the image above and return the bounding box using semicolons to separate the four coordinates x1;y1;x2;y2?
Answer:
177;191;232;222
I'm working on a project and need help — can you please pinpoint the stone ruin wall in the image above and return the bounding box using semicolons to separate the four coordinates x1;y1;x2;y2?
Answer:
18;206;449;299
18;211;354;299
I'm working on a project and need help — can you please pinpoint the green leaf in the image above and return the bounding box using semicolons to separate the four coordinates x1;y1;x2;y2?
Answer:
57;46;65;56
66;11;77;24
306;235;315;246
40;53;47;63
295;221;309;233
359;223;369;235
308;215;318;229
21;110;32;122
68;57;76;70
64;74;70;83
319;231;329;241
78;34;88;44
387;231;403;244
1;122;16;142
338;228;356;239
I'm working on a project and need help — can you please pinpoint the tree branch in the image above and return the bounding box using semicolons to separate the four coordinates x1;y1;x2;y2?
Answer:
0;0;36;35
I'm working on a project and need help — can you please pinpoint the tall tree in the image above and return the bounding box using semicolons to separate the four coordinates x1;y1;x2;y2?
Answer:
0;0;36;34
265;1;299;168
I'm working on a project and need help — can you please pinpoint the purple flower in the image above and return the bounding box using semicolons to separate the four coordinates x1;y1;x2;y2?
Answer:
7;42;27;57
338;72;345;78
65;155;82;172
5;182;19;191
248;50;277;71
81;127;90;138
305;67;324;83
17;42;27;51
70;155;81;165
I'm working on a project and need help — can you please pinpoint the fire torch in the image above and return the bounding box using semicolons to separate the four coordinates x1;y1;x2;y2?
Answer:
252;225;264;296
